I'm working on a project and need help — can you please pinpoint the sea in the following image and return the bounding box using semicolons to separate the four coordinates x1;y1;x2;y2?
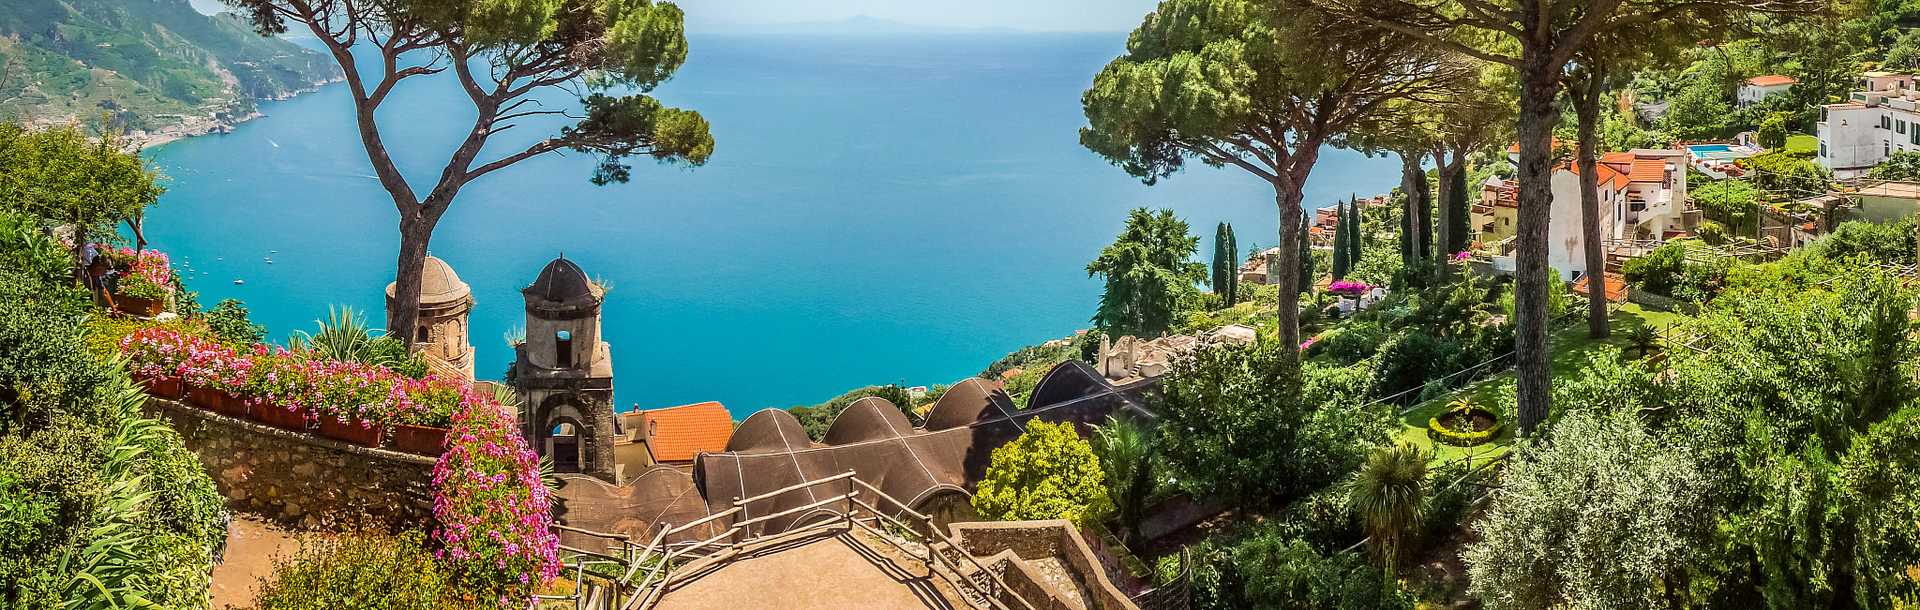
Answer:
140;32;1400;417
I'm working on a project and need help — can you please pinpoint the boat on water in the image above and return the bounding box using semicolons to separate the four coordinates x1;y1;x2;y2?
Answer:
233;279;245;285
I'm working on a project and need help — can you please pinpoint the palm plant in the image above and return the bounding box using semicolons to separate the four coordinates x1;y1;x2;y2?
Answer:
291;305;378;362
1350;442;1430;571
1091;414;1158;546
1626;324;1661;359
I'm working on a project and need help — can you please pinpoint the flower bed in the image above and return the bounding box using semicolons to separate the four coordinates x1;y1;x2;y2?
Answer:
433;400;561;608
1428;402;1502;447
1328;279;1373;296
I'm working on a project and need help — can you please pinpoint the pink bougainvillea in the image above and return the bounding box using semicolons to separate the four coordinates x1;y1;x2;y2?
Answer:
1328;279;1373;295
118;327;557;606
432;397;561;608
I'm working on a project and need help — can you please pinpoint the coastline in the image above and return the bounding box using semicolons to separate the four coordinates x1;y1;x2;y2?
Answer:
132;75;344;149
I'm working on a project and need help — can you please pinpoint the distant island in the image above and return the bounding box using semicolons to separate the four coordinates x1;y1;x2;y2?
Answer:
0;0;339;146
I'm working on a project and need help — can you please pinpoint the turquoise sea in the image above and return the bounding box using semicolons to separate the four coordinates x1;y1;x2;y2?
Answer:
142;33;1399;417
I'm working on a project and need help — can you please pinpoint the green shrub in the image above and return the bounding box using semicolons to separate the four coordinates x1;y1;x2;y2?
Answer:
1426;401;1502;447
1369;332;1463;406
973;419;1113;527
203;298;266;346
256;531;482;610
1309;321;1386;365
1811;219;1916;266
1692;180;1759;236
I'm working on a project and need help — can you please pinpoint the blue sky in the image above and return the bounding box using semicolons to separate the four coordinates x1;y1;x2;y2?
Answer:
684;0;1162;32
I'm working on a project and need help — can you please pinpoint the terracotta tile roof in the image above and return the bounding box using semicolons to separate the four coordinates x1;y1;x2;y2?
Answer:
640;402;734;463
1573;272;1628;303
1569;160;1630;191
1629;158;1667;183
1746;75;1796;87
1599;151;1635;164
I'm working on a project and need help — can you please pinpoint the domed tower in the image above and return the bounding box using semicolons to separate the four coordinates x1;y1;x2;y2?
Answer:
386;256;474;380
513;256;616;480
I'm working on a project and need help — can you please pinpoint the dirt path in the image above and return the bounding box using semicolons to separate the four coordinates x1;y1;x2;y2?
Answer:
210;516;301;609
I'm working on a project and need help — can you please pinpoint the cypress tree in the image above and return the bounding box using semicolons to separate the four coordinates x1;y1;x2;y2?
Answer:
1397;190;1414;265
1332;201;1351;280
1446;170;1471;255
1296;215;1313;294
1346;195;1363;266
1224;223;1239;306
1212;222;1231;303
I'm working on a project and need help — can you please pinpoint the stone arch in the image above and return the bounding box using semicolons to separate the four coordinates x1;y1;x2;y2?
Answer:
536;394;603;475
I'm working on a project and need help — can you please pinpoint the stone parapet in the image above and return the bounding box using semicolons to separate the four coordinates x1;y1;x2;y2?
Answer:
145;398;436;530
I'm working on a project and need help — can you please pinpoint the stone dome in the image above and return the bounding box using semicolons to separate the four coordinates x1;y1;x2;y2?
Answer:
387;255;471;305
525;256;599;304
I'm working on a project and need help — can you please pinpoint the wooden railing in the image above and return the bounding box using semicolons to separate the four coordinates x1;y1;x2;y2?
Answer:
541;471;1039;610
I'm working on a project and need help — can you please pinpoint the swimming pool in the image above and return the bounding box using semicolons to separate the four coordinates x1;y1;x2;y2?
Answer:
1688;144;1732;153
1688;143;1749;160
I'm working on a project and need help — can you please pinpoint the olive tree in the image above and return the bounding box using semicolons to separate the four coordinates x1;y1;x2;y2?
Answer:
225;0;715;342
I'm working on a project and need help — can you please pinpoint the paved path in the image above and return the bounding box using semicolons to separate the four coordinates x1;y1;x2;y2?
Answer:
654;531;966;610
210;516;300;609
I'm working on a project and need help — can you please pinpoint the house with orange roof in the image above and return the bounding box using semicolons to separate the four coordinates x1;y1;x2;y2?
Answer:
1483;147;1690;281
615;401;735;472
1739;75;1796;107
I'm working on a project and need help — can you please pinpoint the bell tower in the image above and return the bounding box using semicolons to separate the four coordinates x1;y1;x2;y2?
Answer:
512;256;616;480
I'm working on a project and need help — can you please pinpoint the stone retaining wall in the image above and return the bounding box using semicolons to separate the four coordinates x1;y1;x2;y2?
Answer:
146;398;436;530
949;520;1139;610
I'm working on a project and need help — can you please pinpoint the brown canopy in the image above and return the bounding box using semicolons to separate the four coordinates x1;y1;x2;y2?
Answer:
555;361;1155;544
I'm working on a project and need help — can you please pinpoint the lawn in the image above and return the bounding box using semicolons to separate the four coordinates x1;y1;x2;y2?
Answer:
1393;303;1687;466
1785;134;1818;155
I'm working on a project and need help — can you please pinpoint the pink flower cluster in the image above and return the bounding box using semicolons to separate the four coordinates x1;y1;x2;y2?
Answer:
1328;279;1373;295
116;246;172;287
432;399;561;608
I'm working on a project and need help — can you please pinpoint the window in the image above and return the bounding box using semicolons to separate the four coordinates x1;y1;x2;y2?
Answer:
555;329;573;368
1821;142;1828;157
1899;120;1906;134
1884;115;1893;129
1911;130;1918;145
1887;141;1892;156
417;326;429;342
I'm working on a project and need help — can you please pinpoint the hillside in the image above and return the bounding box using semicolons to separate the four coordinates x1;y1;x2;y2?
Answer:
0;0;338;142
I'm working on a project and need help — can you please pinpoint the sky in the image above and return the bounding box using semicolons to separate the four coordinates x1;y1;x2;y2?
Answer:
683;0;1163;33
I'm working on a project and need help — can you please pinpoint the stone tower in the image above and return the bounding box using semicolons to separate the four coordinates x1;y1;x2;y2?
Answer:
513;256;616;479
387;255;474;380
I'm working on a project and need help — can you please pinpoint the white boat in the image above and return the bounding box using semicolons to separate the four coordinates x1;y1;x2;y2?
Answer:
233;279;245;285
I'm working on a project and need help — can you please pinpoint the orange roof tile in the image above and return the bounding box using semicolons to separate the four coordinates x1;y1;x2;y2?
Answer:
1599;151;1635;164
1746;75;1796;87
1572;272;1628;303
1569;160;1630;191
1628;158;1666;183
640;402;734;463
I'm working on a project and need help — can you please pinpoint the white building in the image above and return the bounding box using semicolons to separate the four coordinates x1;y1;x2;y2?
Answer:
1817;72;1920;178
1489;149;1690;281
1738;75;1796;107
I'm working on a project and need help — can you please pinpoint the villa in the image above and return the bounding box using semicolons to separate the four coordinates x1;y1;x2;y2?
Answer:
1817;71;1920;178
1477;149;1692;280
1738;74;1796;106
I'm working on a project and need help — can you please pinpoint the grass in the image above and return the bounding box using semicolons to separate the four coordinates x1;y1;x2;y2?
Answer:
1785;134;1818;155
1393;303;1687;465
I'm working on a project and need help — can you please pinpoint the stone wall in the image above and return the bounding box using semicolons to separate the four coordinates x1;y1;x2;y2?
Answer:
949;520;1140;610
146;398;436;530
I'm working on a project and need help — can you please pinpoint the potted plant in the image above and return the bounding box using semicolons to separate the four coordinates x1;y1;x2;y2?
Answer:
109;248;174;317
119;327;191;399
391;378;460;455
244;352;313;431
181;341;252;418
307;360;396;447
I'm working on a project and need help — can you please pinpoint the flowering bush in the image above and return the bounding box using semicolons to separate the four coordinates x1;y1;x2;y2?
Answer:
433;399;560;608
116;247;173;287
397;377;466;428
119;327;206;380
1328;279;1373;295
179;339;252;393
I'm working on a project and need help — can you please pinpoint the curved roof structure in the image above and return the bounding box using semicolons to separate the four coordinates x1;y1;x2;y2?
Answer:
724;408;813;454
923;378;1017;431
524;256;599;305
822;396;915;445
386;256;472;305
553;360;1157;543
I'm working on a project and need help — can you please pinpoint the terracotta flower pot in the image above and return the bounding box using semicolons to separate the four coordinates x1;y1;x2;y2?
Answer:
140;377;184;400
188;385;228;413
114;294;165;317
252;403;309;431
390;424;449;456
318;417;384;447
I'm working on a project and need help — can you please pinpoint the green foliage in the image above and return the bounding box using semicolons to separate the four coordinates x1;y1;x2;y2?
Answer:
1464;411;1713;610
1092;415;1158;543
1621;240;1729;301
255;531;483;610
1757;112;1789;150
1885;27;1920;69
1692;179;1760;234
1811;219;1917;265
1186;527;1416;610
1333;202;1353;279
1740;150;1831;195
1427;400;1502;447
1868;150;1920;181
203;299;266;347
1153;344;1392;507
1348;443;1428;568
0;210;71;286
1661;77;1733;140
0;123;163;266
787;384;921;441
288;306;427;379
1087;208;1207;337
973;420;1113;527
1213;222;1240;307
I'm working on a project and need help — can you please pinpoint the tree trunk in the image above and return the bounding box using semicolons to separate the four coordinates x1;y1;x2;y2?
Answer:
1272;185;1307;354
1433;155;1458;282
386;213;434;348
1400;153;1428;264
1513;55;1561;438
1574;73;1611;340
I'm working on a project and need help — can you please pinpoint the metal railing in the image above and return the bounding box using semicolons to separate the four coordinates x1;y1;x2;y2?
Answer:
540;471;1039;610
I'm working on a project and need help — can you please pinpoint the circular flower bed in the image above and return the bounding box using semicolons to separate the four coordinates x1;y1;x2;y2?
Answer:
1428;402;1502;447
